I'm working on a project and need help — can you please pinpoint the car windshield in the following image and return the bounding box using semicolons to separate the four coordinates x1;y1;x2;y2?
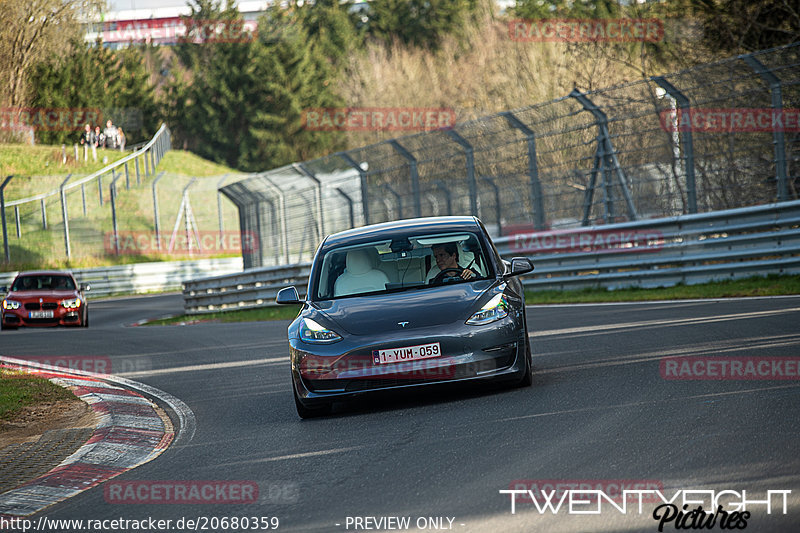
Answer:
12;275;75;291
315;231;492;300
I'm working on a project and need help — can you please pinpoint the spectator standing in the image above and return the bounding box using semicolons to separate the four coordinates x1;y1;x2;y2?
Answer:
117;127;126;151
93;125;104;160
104;119;118;149
79;124;92;162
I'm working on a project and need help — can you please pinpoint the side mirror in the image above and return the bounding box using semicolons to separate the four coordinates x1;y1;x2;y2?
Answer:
276;286;302;305
505;257;534;278
80;284;91;292
0;286;6;293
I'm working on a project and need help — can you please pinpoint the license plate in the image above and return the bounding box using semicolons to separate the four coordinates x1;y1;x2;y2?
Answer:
29;310;54;319
373;342;441;365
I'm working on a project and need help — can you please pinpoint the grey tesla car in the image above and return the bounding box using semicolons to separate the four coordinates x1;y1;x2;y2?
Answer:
276;216;534;418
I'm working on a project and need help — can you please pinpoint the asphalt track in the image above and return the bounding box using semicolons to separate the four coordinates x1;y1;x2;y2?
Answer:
1;293;800;532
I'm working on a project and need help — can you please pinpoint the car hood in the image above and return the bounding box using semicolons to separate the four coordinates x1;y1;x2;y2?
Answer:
313;280;496;336
7;290;79;300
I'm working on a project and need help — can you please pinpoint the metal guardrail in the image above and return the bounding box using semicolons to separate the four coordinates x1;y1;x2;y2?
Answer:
1;124;173;262
182;200;800;314
5;124;171;208
0;257;242;299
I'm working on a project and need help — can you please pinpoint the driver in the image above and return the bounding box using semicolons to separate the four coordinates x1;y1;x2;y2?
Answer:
428;243;478;284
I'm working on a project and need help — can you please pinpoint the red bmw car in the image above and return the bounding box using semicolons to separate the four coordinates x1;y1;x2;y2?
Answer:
1;271;90;330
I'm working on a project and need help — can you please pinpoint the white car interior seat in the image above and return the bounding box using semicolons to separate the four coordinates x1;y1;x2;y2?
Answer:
334;249;390;297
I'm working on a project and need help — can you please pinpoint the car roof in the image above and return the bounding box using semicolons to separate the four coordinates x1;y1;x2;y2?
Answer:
14;271;75;277
321;216;481;250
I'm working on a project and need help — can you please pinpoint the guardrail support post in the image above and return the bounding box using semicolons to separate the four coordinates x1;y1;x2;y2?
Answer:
124;162;130;190
480;175;502;235
382;184;403;219
336;187;355;228
135;156;141;186
432;180;453;216
217;175;228;238
389;140;421;218
110;171;125;255
15;206;21;238
98;174;104;206
1;176;13;262
502;112;546;230
445;130;479;217
261;175;290;264
40;198;47;230
81;183;87;216
653;76;698;214
570;89;638;224
60;174;72;259
294;163;325;241
741;54;790;202
337;152;369;226
152;171;166;250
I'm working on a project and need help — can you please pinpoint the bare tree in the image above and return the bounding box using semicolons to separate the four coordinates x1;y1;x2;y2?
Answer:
0;0;104;107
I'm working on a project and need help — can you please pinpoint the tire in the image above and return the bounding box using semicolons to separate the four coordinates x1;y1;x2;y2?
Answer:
83;310;89;328
293;386;331;419
517;340;533;387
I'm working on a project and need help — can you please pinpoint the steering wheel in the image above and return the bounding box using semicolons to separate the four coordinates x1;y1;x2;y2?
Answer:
432;268;465;285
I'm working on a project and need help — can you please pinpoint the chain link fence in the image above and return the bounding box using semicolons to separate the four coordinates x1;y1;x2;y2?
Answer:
1;126;249;265
223;42;800;269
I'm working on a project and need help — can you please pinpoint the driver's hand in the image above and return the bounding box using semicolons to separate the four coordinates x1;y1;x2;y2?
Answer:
460;269;474;280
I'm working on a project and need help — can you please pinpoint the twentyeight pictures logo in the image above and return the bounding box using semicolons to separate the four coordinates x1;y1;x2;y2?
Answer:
508;18;664;42
301;108;456;132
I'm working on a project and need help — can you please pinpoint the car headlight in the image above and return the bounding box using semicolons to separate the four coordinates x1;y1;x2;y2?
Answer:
299;318;342;344
466;294;509;325
2;299;21;310
61;298;82;309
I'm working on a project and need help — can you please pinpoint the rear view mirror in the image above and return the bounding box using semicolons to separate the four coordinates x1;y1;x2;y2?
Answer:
276;286;302;305
505;257;534;278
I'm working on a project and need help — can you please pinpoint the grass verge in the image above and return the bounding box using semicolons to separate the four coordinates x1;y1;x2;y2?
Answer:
523;274;800;304
0;368;75;422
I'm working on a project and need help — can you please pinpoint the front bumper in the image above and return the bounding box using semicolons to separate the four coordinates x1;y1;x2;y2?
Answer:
2;308;82;327
290;315;528;407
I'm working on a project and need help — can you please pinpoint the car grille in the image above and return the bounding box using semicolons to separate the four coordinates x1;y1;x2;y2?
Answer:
42;302;58;310
26;318;60;324
24;303;40;310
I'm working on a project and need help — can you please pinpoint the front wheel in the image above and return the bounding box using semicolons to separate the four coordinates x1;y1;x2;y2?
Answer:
517;340;533;387
293;386;331;419
82;310;89;328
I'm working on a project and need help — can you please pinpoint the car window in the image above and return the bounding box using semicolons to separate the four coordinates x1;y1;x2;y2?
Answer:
314;232;492;300
12;275;75;291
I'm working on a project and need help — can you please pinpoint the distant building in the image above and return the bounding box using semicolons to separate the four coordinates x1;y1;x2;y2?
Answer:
86;0;517;48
